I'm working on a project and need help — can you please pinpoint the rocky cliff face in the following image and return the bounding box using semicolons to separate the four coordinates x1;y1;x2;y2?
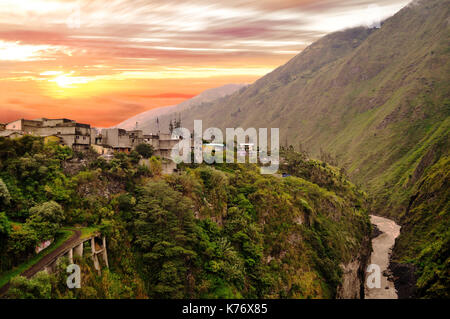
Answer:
337;234;371;299
390;262;418;299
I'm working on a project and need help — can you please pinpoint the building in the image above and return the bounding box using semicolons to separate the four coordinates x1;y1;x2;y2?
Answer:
93;129;180;160
94;128;144;153
152;133;180;159
6;119;43;133
5;118;91;150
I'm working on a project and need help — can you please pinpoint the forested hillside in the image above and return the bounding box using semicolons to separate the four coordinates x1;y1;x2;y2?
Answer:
0;136;370;298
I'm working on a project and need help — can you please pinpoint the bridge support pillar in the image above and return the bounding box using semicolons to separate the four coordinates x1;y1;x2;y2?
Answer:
68;248;73;264
91;237;101;275
102;237;109;268
74;242;83;257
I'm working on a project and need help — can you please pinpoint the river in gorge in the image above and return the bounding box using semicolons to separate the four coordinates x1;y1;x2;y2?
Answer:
365;215;401;299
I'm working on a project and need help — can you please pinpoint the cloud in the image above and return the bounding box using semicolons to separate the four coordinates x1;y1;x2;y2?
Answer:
0;0;411;61
0;40;69;61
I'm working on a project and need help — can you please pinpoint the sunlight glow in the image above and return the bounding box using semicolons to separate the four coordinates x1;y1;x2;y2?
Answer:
50;73;91;88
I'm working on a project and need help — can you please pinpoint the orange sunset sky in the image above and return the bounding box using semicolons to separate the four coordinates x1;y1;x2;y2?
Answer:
0;0;410;127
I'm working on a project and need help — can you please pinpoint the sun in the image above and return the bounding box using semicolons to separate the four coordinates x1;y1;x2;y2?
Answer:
51;73;90;88
42;71;119;99
43;71;100;98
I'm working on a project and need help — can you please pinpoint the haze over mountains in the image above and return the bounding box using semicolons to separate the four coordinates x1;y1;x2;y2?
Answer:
115;84;247;132
121;0;449;297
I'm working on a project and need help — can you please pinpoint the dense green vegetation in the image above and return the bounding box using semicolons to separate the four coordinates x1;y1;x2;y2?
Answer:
0;136;370;299
392;156;449;298
135;143;154;159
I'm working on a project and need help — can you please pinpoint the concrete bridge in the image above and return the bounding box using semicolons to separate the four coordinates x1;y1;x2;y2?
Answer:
0;230;109;296
42;233;109;275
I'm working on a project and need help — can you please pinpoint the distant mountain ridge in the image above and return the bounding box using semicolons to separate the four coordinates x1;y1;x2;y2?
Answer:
114;84;247;132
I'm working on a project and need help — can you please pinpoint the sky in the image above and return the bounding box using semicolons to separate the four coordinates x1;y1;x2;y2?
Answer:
0;0;410;127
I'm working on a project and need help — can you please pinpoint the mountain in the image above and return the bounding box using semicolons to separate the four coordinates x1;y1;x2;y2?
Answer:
114;84;247;132
167;0;449;214
155;0;449;297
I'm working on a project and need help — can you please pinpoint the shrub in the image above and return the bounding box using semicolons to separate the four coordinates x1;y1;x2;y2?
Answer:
0;177;11;207
7;272;52;299
135;143;154;159
27;201;65;241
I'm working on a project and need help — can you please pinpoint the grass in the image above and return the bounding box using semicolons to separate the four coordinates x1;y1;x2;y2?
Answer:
80;226;100;239
0;229;73;289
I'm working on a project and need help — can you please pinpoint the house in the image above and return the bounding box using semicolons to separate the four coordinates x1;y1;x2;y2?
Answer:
91;144;113;156
43;135;63;144
5;119;43;133
95;129;180;161
95;128;140;153
154;133;180;159
5;118;91;150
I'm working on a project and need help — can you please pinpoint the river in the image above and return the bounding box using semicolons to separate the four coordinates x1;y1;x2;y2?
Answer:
365;215;401;299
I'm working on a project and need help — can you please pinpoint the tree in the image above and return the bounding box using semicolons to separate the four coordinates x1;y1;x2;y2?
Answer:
149;156;162;176
27;201;65;241
135;143;154;159
133;181;197;298
0;212;11;237
0;212;11;270
7;225;38;260
168;115;181;134
7;272;51;299
0;177;11;208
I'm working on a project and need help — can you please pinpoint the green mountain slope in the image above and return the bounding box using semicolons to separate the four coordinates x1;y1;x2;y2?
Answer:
178;0;449;214
392;156;449;298
147;0;449;297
